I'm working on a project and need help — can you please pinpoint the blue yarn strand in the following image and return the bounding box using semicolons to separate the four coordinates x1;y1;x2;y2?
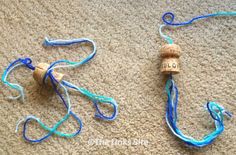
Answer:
2;58;35;101
165;77;231;147
2;37;118;143
160;11;235;147
160;11;236;44
43;37;96;67
162;11;236;26
22;74;82;143
62;80;118;121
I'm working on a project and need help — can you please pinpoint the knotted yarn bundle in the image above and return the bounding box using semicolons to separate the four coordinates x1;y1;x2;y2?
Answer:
2;37;118;143
159;11;236;147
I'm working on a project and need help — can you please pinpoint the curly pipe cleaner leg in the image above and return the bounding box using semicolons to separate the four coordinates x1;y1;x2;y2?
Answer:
165;76;232;147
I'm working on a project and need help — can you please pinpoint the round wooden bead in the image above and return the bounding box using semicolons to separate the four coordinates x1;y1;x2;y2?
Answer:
33;63;64;86
161;58;180;74
160;44;181;58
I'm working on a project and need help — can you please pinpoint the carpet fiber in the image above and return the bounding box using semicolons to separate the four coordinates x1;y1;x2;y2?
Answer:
0;0;236;154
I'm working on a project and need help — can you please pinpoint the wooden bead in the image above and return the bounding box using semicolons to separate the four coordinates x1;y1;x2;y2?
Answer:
160;44;181;74
33;63;64;86
160;44;181;58
161;58;180;74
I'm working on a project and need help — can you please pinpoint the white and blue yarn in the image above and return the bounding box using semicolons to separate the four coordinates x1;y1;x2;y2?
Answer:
2;37;118;143
166;76;231;147
160;12;236;147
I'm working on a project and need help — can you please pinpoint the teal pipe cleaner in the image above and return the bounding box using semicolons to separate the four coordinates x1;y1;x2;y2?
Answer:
159;12;236;147
2;37;118;143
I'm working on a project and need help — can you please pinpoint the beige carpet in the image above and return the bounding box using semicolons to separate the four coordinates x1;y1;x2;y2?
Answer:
0;0;236;154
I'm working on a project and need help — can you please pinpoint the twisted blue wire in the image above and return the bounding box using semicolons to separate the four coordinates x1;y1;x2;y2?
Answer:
165;75;232;147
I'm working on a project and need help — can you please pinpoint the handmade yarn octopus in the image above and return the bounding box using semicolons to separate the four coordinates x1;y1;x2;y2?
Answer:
2;37;118;143
159;11;236;147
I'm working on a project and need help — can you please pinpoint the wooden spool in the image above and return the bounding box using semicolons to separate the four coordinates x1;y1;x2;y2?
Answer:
33;63;64;86
160;44;181;74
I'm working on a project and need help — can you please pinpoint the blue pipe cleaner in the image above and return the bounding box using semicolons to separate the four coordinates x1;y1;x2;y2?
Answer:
2;37;118;143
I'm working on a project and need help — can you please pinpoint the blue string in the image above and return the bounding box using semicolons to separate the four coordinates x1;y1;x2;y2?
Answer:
160;11;236;44
3;57;83;143
160;12;235;146
61;80;118;121
162;11;236;26
165;76;232;147
1;58;35;101
2;37;118;143
42;38;96;84
23;74;82;143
